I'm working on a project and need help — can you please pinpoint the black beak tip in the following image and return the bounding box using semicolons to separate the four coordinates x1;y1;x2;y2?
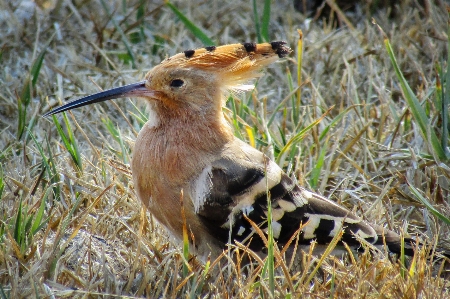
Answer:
41;81;148;118
43;110;55;118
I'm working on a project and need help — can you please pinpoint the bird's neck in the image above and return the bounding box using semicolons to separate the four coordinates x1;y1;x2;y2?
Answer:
133;106;233;186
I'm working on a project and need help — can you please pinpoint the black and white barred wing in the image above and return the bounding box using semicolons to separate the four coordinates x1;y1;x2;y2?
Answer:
192;138;404;255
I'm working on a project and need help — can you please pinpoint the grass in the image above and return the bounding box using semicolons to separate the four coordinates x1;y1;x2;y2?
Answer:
0;0;449;298
17;44;48;140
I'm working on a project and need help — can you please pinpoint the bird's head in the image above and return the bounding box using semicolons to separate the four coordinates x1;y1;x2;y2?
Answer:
44;42;291;120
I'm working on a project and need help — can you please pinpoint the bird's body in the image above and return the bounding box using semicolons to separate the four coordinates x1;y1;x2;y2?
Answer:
44;42;440;263
132;109;234;259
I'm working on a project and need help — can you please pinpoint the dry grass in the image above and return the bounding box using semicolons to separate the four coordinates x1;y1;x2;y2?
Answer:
0;0;449;298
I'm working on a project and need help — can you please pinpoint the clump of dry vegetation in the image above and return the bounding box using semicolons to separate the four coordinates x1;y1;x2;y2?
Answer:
0;0;449;298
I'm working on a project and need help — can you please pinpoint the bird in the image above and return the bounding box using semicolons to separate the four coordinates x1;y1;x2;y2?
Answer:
43;41;444;264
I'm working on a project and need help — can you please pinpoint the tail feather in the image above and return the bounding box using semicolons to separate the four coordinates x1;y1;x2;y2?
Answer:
372;225;450;259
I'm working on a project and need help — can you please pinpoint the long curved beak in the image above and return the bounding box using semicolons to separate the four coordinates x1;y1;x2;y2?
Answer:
43;81;152;117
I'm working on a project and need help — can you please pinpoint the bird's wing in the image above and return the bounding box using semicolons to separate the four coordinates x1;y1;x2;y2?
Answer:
190;138;405;255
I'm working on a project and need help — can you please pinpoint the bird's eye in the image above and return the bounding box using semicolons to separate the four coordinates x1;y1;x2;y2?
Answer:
170;79;184;88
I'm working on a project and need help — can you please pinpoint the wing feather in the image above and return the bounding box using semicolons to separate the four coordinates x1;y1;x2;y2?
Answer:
191;139;405;255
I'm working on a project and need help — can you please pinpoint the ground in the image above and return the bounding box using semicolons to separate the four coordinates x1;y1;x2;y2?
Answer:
0;0;449;298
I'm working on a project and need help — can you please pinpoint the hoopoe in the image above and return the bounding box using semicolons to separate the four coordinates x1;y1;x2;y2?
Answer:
44;42;443;263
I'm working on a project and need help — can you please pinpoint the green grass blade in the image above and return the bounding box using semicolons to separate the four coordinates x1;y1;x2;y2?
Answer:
24;208;33;238
102;117;131;163
442;18;450;158
384;37;447;160
17;97;26;141
29;130;48;169
31;189;49;234
128;100;149;128
23;111;39;144
128;111;147;128
28;129;61;200
102;117;121;143
252;0;271;42
252;0;262;43
310;143;327;189
297;30;303;112
17;47;48;139
52;116;71;151
277;107;331;163
407;181;450;225
267;87;300;128
13;196;23;244
400;233;405;279
260;0;271;42
179;190;190;279
166;1;214;46
318;105;351;141
286;67;298;126
0;143;13;162
228;96;245;140
435;64;443;113
63;113;82;169
52;113;82;171
0;166;4;200
196;259;210;295
45;137;61;200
